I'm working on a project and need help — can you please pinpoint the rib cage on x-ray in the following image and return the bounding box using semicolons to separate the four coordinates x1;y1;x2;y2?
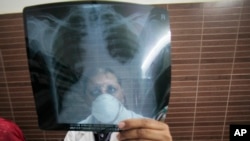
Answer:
52;6;144;121
25;3;171;124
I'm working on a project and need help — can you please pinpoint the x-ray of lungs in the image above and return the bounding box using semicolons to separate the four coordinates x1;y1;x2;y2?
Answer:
23;1;171;132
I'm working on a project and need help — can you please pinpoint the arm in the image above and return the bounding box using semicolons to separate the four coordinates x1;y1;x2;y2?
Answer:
117;118;172;141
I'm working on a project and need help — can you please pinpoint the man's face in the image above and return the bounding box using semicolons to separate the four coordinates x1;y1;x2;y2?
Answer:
85;72;124;104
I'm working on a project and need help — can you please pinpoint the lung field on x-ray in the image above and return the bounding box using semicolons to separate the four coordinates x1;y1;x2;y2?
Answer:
53;6;140;75
25;3;172;125
52;11;88;115
49;6;141;120
101;12;140;64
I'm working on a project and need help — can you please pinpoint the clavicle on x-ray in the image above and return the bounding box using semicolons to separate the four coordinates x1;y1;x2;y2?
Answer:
23;1;171;132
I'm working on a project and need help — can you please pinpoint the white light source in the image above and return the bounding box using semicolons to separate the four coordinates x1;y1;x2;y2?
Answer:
141;31;171;78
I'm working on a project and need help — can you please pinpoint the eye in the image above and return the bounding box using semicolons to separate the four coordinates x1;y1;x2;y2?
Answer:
106;85;117;95
90;88;101;97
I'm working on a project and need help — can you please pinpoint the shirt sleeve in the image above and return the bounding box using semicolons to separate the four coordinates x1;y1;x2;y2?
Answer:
64;131;75;141
64;131;95;141
0;118;26;141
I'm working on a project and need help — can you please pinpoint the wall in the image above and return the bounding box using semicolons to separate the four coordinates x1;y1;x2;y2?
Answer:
167;0;250;140
0;0;221;14
0;0;250;141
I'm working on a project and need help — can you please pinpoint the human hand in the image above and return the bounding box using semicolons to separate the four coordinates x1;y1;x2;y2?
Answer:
117;118;172;141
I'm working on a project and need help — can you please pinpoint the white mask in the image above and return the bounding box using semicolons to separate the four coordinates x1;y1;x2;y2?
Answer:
91;94;121;123
91;94;143;124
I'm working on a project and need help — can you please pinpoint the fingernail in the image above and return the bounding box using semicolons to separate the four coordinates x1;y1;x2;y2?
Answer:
118;121;125;129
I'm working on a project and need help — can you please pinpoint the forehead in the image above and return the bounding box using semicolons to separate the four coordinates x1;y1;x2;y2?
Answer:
88;72;119;84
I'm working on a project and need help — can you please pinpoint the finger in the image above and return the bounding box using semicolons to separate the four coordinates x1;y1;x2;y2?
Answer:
118;128;167;141
118;118;168;130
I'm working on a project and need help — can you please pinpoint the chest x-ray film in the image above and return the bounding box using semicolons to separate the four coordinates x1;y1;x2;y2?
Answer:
23;1;171;132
